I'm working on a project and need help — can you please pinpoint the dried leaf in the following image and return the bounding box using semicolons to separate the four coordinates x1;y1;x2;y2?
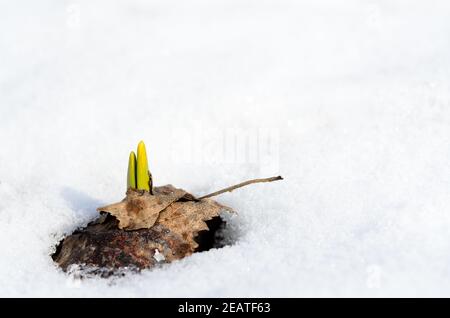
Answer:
156;199;233;251
97;185;187;230
54;185;233;275
54;176;282;276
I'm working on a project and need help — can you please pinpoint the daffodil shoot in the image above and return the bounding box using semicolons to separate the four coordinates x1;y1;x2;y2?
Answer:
127;151;137;190
137;141;152;192
127;141;153;193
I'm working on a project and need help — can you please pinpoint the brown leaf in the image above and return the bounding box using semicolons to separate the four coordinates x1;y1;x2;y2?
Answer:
156;199;233;251
54;185;233;275
53;177;282;276
97;185;188;230
96;185;233;252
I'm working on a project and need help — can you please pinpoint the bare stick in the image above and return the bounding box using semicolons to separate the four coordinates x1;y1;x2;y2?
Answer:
198;176;283;200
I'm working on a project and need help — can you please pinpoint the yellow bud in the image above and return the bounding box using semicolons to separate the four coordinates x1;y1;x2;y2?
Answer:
136;141;150;191
127;151;137;189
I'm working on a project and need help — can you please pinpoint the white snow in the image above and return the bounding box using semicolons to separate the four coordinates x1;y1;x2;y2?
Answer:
153;249;165;263
1;0;450;297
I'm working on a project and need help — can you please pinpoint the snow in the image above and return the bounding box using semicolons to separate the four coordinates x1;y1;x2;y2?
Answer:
1;0;450;297
153;249;165;263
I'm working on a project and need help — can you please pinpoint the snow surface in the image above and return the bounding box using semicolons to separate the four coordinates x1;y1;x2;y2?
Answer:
1;0;450;297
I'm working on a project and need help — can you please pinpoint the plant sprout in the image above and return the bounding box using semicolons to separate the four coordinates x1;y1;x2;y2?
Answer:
127;151;137;189
127;141;152;193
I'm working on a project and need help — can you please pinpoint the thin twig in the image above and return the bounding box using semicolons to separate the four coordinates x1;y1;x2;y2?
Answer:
198;176;284;200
